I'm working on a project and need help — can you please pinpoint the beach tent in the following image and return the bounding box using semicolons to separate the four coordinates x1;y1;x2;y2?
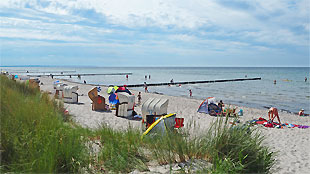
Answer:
141;113;176;139
197;97;221;115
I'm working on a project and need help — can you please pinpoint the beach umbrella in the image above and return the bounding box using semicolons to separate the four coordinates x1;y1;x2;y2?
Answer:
107;86;119;94
107;86;114;94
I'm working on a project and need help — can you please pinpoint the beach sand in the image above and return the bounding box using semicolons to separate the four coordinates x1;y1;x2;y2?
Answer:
39;76;310;174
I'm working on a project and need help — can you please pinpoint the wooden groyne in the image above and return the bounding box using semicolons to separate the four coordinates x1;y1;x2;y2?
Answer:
27;73;132;77
126;77;261;87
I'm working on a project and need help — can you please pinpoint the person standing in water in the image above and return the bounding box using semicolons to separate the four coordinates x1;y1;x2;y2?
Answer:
305;77;307;82
126;74;128;80
189;89;192;98
144;82;148;93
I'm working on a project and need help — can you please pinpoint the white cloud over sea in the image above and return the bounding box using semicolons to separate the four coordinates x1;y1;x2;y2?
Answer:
0;0;309;66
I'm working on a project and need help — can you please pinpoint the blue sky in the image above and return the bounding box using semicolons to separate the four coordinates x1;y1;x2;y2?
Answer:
0;0;309;67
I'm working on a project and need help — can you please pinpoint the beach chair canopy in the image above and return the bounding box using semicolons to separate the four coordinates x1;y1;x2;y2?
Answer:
63;86;78;98
117;92;135;117
197;97;221;114
88;87;98;101
141;98;169;121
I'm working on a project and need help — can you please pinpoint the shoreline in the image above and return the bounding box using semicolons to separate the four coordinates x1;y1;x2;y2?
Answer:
52;76;307;116
38;76;310;174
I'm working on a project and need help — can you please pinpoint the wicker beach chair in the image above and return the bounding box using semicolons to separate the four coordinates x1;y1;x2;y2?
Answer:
88;87;106;111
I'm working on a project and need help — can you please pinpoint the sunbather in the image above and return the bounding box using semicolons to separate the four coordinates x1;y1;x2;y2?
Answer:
268;107;281;124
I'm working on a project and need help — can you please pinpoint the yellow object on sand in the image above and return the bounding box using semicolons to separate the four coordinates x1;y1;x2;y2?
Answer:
141;113;176;139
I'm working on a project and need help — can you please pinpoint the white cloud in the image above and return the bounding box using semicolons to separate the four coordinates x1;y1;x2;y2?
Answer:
0;0;308;66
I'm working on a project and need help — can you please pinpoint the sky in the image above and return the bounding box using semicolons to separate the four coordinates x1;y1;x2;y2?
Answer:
0;0;309;67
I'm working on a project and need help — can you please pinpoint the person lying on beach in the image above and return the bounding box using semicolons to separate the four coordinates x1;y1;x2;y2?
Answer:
268;107;281;124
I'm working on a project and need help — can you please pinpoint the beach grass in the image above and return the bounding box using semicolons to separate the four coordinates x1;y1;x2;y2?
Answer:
0;75;274;173
0;75;89;173
204;118;275;173
93;125;148;173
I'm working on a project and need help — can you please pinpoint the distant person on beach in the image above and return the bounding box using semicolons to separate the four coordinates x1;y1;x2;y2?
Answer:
145;75;147;80
126;74;128;80
305;77;307;82
69;75;71;78
268;107;281;124
189;89;192;97
274;80;276;84
218;100;224;110
245;75;247;78
84;80;86;84
149;75;151;79
299;109;304;116
144;82;148;93
138;92;142;105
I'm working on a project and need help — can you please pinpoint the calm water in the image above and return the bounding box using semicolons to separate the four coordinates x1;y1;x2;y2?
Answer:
3;67;310;114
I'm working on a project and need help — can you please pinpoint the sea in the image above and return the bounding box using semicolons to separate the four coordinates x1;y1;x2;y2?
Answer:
2;66;309;114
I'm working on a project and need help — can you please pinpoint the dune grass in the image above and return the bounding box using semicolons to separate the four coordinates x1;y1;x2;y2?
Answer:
0;75;274;173
142;118;274;173
0;75;89;173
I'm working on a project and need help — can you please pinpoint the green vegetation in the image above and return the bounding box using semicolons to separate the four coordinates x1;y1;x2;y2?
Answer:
0;75;274;173
0;75;89;173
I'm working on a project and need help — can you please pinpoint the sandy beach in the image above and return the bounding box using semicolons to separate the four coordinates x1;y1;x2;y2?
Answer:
39;76;310;174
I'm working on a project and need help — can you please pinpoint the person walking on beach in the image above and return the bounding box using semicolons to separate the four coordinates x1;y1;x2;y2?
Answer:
138;92;142;105
189;89;192;97
145;75;147;80
126;74;128;80
149;75;151;79
84;80;86;84
144;82;148;93
305;77;307;82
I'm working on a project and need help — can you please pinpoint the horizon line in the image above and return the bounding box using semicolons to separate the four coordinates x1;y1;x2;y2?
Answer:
0;65;309;68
